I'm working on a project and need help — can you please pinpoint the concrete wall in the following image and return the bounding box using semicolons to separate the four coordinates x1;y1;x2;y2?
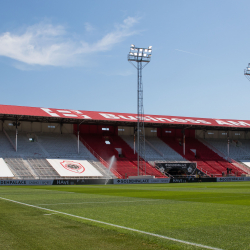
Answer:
145;127;157;137
2;120;73;134
196;129;249;140
2;121;16;132
2;120;250;139
118;126;134;136
118;126;158;137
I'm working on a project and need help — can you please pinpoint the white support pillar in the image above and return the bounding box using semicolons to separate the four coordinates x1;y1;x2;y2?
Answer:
78;130;80;154
183;129;185;155
227;138;230;157
77;121;84;154
15;128;18;152
134;132;136;154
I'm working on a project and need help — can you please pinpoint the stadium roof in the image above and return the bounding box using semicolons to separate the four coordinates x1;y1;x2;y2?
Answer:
0;104;250;130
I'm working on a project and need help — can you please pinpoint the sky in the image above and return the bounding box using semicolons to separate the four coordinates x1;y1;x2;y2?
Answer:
0;0;250;120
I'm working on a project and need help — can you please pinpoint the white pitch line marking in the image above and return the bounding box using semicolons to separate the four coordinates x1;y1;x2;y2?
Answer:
0;196;223;250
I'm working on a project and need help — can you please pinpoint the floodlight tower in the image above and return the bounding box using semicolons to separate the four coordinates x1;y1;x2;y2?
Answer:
128;44;152;176
244;63;250;81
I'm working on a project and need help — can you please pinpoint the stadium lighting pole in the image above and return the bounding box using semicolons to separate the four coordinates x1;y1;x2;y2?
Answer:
128;44;152;176
244;63;250;81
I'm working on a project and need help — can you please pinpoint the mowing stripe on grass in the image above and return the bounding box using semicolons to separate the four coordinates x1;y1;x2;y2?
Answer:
35;193;250;205
0;196;223;250
36;200;155;205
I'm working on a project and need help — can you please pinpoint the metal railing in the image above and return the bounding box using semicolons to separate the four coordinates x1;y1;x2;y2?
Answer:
78;135;122;179
198;138;250;175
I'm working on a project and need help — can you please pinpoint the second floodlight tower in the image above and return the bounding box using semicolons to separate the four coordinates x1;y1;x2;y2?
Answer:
128;44;152;176
244;63;250;81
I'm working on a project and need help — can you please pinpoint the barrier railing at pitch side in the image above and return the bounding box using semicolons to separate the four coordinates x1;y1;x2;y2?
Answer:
195;165;212;177
78;135;122;179
196;166;226;178
228;158;250;175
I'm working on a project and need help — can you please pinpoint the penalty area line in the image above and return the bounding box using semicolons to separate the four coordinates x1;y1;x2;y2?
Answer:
0;196;223;250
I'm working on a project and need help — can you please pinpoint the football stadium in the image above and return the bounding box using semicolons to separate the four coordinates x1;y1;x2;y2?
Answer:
1;103;250;250
1;2;250;249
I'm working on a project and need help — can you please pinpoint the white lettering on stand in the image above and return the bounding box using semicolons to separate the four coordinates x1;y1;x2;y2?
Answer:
41;108;60;117
99;113;120;119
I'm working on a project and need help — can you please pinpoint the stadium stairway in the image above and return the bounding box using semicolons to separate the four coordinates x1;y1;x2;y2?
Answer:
0;131;49;179
159;137;247;177
121;135;185;165
78;134;165;178
36;132;114;178
106;135;165;178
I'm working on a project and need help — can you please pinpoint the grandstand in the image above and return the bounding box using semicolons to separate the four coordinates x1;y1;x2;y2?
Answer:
121;135;184;164
0;104;250;180
0;129;113;179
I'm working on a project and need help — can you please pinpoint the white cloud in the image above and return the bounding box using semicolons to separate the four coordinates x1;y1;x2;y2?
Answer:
175;49;203;57
0;17;139;67
84;22;95;32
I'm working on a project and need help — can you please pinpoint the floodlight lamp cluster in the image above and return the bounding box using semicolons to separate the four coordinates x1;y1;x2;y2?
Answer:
244;63;250;81
128;44;152;62
244;63;250;75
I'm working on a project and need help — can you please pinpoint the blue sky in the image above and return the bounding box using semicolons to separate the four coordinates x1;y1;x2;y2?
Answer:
0;0;250;120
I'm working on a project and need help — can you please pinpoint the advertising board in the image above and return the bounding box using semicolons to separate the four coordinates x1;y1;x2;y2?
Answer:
113;178;170;184
155;162;197;175
47;159;103;177
217;177;250;182
170;177;217;183
52;179;113;185
0;158;14;177
0;180;53;185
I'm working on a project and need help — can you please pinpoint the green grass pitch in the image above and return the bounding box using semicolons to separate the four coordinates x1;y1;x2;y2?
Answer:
0;182;250;250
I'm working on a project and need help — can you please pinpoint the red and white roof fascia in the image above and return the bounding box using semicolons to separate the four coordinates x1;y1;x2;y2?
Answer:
0;104;250;129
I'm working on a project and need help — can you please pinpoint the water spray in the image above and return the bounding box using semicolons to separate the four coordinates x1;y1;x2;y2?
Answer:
105;155;116;185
